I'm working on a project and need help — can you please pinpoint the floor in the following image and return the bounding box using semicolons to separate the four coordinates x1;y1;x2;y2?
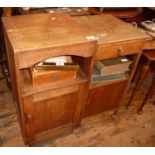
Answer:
0;65;155;147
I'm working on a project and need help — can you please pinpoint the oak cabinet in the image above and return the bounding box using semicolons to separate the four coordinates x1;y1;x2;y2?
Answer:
2;13;97;144
3;13;147;145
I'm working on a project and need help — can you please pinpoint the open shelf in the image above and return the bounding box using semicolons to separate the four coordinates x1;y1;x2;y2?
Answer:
90;76;129;89
21;68;87;96
90;55;132;86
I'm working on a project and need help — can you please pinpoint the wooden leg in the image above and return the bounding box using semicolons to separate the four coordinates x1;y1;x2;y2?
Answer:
136;61;150;90
111;110;117;118
137;75;155;114
127;60;151;109
2;62;11;89
131;61;142;83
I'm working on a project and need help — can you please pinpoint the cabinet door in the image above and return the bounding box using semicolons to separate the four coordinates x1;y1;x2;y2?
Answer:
24;88;78;143
84;80;127;117
33;92;77;134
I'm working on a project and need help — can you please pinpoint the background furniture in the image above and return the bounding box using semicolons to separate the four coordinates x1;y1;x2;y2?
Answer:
13;7;90;16
126;7;155;113
138;74;155;113
127;50;155;113
88;7;143;19
0;8;11;90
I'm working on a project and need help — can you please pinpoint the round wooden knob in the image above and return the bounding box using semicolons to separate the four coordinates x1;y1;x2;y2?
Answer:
27;114;32;120
118;47;124;55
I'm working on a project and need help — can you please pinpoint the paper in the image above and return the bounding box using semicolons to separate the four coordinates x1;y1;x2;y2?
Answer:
37;56;72;66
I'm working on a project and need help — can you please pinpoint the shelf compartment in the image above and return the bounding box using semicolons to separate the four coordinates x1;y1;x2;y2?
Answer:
21;68;87;96
91;56;131;85
91;69;129;84
90;77;129;89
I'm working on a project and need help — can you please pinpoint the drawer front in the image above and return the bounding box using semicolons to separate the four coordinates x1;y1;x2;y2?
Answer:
95;39;143;60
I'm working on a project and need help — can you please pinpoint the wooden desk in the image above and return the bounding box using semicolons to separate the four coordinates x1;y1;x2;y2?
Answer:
74;15;147;117
2;13;147;144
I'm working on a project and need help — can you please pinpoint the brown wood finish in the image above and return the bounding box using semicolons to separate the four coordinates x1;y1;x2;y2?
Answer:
138;75;155;113
31;92;77;133
74;15;147;44
35;123;73;143
127;50;155;111
2;13;147;144
88;7;143;18
74;14;147;117
85;79;128;117
95;39;144;60
144;38;155;50
126;26;155;111
2;13;97;145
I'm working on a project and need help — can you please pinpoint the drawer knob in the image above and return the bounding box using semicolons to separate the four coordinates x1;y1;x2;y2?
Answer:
27;114;32;120
118;47;124;55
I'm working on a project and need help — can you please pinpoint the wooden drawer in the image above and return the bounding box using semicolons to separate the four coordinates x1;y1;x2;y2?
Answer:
95;39;143;60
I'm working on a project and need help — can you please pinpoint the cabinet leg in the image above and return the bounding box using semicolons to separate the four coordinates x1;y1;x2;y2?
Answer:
137;109;143;114
127;62;150;109
111;110;117;118
137;75;155;113
136;64;150;90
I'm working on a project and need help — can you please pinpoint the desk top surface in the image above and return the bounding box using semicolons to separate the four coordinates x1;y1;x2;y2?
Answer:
2;13;147;54
74;15;148;45
2;13;95;54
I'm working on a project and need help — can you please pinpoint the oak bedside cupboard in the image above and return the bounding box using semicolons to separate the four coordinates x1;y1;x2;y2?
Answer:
2;13;97;145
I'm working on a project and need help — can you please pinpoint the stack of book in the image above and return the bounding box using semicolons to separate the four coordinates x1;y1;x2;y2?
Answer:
29;56;79;85
92;57;132;83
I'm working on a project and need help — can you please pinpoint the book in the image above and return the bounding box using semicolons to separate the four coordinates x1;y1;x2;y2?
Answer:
91;66;127;84
95;57;132;76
